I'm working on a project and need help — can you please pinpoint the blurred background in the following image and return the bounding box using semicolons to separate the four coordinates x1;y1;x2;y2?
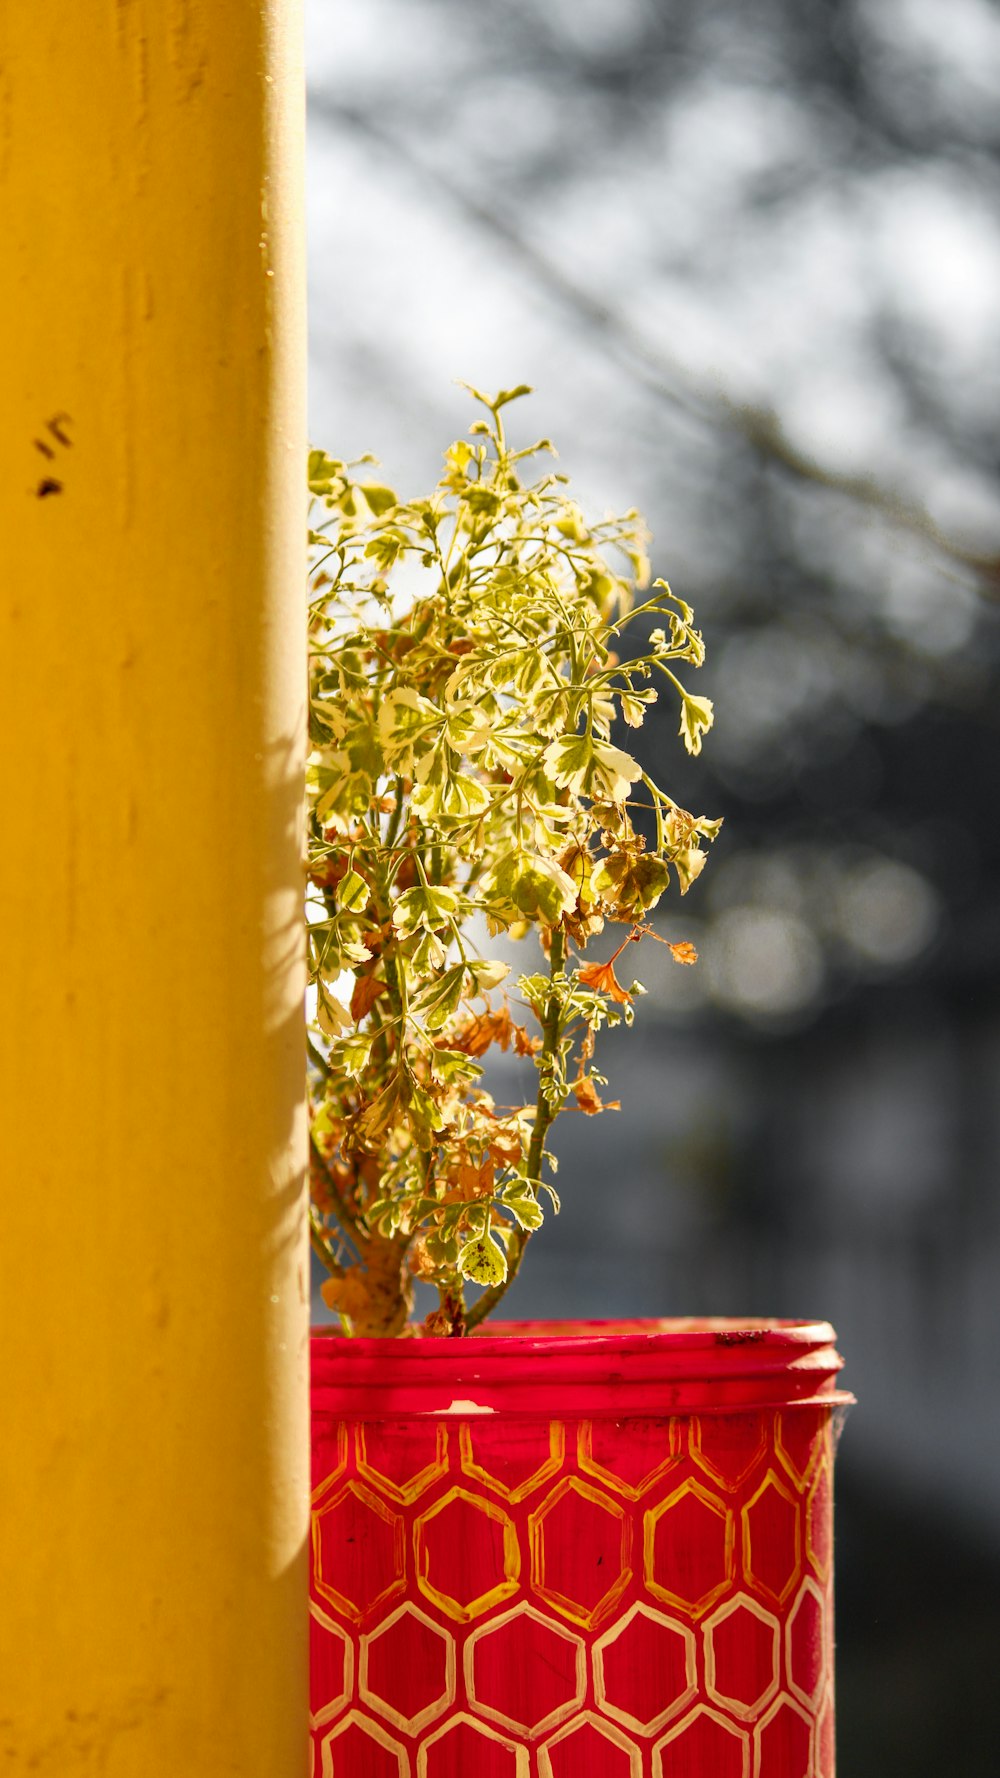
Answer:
305;3;1000;1769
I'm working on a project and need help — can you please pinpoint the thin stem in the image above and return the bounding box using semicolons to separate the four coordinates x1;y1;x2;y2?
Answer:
650;659;689;702
466;926;566;1331
641;771;666;854
310;1205;348;1272
309;1133;365;1258
383;775;406;849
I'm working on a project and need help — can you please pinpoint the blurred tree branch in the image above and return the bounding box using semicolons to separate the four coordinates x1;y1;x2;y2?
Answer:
311;94;1000;600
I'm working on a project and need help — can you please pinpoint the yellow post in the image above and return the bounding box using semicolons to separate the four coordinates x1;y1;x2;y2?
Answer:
0;6;307;1775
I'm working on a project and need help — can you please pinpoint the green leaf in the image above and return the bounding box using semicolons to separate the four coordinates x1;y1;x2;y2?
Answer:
511;859;578;924
378;689;441;771
359;482;397;515
443;705;490;755
408;1082;449;1136
512;648;548;700
431;1048;484;1088
314;764;373;829
336;869;370;913
457;1234;508;1285
332;920;376;968
674;847;707;893
418;964;467;1032
493;384;533;409
411;746;490;821
502;1189;545;1231
392;884;460;937
443;439;474;480
555;500;588;542
592;852;672;916
425;1227;460;1266
307;449;343;495
483;850;577;926
364;527;408;572
337;1032;374;1077
462;484;501;517
461;381;533;412
316;981;351;1038
517;973;554;1019
466;959;510;992
410;928;448;976
357;1071;409;1144
619;688;656;729
679;693;714;756
542;734;640;803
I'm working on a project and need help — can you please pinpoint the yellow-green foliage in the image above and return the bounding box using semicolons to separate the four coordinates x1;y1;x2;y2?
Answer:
306;386;719;1335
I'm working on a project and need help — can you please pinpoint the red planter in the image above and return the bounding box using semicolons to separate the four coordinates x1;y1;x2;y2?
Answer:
310;1319;851;1777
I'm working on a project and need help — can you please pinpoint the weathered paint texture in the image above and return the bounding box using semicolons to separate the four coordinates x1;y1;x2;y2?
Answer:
0;5;308;1773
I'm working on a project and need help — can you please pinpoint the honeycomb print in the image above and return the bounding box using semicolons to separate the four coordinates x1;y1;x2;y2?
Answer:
311;1407;837;1776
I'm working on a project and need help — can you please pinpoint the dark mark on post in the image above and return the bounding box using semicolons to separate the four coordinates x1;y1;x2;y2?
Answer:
31;414;73;498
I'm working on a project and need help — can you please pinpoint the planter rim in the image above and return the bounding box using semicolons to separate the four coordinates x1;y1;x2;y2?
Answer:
311;1316;853;1420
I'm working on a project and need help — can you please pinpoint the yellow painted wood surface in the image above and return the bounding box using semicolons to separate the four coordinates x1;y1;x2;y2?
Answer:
0;6;308;1772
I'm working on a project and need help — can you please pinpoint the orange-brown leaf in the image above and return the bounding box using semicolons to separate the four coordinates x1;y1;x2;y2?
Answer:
576;959;632;1004
350;973;387;1021
449;1006;515;1058
487;1123;525;1166
459;1156;496;1198
407;1235;439;1280
320;1267;373;1321
573;1075;621;1116
667;941;698;966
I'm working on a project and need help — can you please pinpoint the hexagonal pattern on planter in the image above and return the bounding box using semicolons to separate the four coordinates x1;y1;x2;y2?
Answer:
742;1470;802;1606
578;1418;682;1500
529;1475;632;1629
310;1603;353;1729
318;1708;407;1777
415;1486;520;1624
690;1413;767;1492
704;1593;780;1721
418;1712;529;1777
311;1423;348;1496
460;1420;564;1503
360;1602;455;1734
539;1710;641;1778
786;1577;827;1709
312;1480;405;1625
310;1404;838;1774
816;1685;836;1773
774;1406;828;1490
356;1422;449;1505
652;1704;749;1778
594;1602;696;1733
645;1478;735;1617
806;1456;833;1581
754;1693;813;1778
466;1602;586;1735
